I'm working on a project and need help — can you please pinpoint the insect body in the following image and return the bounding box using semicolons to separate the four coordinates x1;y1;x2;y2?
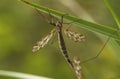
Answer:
32;13;85;79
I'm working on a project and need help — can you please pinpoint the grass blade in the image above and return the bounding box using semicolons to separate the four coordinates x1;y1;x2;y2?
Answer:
19;0;120;40
0;70;52;79
104;0;120;57
104;0;120;28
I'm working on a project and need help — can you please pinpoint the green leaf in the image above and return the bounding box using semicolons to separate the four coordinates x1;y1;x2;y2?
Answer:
0;70;52;79
104;0;120;28
19;0;120;40
104;0;120;57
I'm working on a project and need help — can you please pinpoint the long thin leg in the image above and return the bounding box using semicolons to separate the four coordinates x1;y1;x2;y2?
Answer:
35;9;50;23
80;27;120;65
60;13;68;23
48;11;55;24
80;37;110;64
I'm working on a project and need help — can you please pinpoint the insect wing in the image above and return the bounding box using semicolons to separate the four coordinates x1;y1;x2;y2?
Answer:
32;29;56;52
73;57;82;79
64;29;85;42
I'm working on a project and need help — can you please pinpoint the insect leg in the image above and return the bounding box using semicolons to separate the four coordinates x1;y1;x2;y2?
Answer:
80;37;110;64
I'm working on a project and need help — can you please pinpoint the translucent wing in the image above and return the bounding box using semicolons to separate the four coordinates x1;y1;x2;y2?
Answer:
32;29;56;52
73;57;82;79
64;29;85;42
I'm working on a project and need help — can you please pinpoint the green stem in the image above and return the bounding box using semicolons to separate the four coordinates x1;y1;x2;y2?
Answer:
19;0;120;40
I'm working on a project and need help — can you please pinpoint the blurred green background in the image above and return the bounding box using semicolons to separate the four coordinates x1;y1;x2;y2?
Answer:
0;0;120;79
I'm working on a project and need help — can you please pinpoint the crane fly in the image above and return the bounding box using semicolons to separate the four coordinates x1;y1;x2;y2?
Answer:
32;15;85;52
32;11;85;79
32;10;118;79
